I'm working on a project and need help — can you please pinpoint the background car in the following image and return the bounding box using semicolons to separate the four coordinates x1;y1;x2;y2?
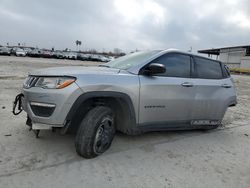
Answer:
41;50;53;58
28;49;42;57
52;51;65;59
77;53;90;61
10;47;18;55
98;55;111;62
64;51;77;60
88;54;102;61
15;48;26;56
107;56;115;61
0;47;11;56
88;54;111;62
23;47;33;54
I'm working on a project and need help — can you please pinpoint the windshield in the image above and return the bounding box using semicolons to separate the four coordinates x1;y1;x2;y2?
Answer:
104;50;161;70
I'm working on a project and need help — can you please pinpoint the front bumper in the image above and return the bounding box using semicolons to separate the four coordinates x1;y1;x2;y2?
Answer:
22;82;82;127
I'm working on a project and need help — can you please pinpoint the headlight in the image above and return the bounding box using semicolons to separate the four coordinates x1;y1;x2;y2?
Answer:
35;77;76;89
24;76;76;89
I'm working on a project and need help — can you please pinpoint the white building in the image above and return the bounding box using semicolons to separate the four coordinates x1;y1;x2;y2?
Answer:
198;45;250;69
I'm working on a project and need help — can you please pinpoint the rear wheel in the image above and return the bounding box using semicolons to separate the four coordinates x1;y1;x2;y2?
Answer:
75;106;115;158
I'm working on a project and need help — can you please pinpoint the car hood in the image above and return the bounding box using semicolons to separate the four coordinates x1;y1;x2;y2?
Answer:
29;66;121;76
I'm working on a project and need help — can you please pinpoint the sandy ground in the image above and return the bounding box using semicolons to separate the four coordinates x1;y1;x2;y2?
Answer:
0;56;250;188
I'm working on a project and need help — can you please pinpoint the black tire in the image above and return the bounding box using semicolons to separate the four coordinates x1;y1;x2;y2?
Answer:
75;106;115;158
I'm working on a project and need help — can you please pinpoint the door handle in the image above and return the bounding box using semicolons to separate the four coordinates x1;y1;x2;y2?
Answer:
221;84;232;88
181;82;193;87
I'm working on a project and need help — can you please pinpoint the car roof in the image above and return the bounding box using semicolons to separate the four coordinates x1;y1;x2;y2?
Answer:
127;49;221;74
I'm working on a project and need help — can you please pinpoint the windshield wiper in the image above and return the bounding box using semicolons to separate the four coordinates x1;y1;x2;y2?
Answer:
99;64;110;68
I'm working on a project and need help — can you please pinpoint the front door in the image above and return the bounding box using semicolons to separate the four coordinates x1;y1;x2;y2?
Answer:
139;53;195;126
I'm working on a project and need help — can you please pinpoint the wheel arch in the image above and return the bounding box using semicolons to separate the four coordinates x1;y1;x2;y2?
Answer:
65;91;137;134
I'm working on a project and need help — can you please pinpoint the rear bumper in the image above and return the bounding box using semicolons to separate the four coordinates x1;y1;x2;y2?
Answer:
22;82;83;127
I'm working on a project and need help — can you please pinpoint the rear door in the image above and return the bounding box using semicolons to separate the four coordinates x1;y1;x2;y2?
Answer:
191;56;234;121
139;53;195;126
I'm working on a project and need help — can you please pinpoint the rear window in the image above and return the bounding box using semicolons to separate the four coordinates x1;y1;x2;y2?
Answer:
194;57;223;79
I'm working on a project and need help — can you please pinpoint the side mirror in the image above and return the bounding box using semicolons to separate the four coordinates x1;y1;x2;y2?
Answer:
143;63;166;75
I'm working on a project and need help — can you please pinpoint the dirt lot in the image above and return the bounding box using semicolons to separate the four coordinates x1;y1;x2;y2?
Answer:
0;56;250;188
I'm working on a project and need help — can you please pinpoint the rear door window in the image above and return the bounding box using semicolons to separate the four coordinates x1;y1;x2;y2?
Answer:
194;57;223;79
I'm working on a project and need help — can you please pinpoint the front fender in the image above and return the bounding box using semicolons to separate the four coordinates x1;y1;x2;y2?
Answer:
65;91;139;135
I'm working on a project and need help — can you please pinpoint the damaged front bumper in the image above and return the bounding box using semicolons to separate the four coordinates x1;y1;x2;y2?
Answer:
16;82;83;132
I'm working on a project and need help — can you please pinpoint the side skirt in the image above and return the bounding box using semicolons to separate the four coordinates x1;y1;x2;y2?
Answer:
133;120;220;135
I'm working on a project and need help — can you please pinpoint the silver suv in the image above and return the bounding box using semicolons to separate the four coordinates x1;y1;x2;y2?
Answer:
17;49;237;158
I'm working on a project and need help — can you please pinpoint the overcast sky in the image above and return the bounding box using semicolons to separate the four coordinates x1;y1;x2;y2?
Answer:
0;0;250;52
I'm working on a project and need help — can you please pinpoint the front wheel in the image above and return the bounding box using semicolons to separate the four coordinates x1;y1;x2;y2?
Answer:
75;106;115;158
